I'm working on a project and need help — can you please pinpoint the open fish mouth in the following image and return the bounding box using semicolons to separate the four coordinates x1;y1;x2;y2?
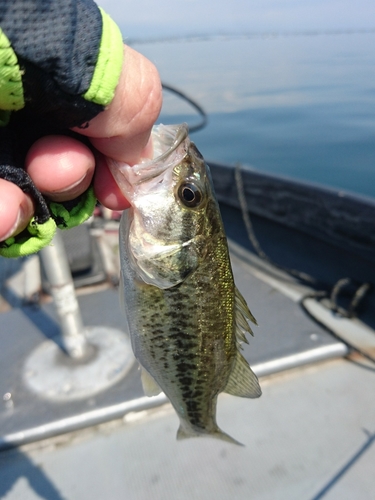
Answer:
107;124;190;199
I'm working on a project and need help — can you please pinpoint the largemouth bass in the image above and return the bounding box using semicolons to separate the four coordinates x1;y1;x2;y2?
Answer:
109;124;261;444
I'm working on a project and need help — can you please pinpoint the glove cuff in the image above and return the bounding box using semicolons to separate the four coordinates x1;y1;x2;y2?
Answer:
0;187;96;258
83;8;124;107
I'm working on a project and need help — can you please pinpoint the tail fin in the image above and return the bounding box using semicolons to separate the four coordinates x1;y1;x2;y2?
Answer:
177;424;243;446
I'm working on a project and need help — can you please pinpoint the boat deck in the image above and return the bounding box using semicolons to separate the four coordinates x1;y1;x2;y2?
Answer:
1;160;375;498
2;358;374;500
0;237;347;449
1;226;374;499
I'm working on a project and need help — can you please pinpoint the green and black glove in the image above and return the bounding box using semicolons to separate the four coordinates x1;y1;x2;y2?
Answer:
0;0;124;257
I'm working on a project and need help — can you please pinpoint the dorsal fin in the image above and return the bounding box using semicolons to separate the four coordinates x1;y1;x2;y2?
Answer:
235;287;257;346
236;287;257;325
223;351;261;398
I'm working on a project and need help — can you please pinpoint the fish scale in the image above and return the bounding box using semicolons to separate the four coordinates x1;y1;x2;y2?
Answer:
111;124;261;444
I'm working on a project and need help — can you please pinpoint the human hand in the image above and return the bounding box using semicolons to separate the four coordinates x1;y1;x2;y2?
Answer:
0;46;162;243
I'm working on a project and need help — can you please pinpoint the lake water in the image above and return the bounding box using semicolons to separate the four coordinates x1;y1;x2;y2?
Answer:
132;32;375;199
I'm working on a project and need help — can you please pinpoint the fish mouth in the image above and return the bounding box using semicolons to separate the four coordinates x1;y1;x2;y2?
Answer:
148;123;189;178
107;124;189;199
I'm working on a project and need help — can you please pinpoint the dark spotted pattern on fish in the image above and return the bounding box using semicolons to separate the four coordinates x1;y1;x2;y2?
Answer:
131;232;236;432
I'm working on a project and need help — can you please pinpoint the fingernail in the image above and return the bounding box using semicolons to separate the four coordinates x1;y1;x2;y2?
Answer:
42;172;89;201
1;209;21;241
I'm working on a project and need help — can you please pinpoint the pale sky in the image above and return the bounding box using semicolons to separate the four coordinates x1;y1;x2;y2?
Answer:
97;0;375;39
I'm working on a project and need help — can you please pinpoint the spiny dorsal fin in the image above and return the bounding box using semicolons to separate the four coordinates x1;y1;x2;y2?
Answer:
235;287;257;346
236;287;257;325
223;351;261;398
141;368;162;397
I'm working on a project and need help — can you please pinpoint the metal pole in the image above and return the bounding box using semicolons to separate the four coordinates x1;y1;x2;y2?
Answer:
39;230;88;359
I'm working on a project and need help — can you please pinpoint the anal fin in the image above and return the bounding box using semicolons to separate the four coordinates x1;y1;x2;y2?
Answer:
141;368;162;397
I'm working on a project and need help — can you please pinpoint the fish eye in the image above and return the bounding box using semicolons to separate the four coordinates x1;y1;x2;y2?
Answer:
178;183;202;208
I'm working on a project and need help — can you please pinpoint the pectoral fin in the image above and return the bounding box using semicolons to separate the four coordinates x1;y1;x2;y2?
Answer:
223;351;261;398
141;368;163;397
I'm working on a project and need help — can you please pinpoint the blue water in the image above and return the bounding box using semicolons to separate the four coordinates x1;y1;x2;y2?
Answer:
134;33;375;199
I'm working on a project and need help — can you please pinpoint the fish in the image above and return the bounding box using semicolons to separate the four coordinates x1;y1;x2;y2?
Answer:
108;123;261;445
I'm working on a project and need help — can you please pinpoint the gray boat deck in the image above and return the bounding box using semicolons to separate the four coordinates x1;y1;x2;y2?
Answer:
2;359;374;500
1;232;374;499
0;239;347;448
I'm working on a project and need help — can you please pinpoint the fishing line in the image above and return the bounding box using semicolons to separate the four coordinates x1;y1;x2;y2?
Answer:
161;83;208;133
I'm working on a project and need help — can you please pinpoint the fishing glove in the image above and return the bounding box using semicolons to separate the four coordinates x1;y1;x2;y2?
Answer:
0;0;124;257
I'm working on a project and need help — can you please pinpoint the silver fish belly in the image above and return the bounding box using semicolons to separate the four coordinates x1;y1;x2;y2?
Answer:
111;124;261;444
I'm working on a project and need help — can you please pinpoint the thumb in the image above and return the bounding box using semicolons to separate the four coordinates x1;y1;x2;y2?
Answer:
73;45;162;166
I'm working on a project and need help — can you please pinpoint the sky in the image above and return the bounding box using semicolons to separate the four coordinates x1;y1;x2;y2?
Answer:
97;0;375;39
